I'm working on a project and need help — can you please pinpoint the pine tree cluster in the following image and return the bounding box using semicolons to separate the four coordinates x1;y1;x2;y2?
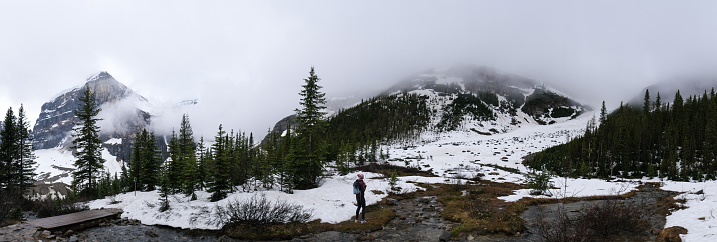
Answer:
529;89;717;181
0;105;37;196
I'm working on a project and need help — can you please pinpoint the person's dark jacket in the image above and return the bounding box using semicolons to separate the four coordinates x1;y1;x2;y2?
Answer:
357;179;366;197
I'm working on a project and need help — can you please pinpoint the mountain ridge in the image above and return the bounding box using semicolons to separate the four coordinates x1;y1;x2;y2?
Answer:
265;65;590;145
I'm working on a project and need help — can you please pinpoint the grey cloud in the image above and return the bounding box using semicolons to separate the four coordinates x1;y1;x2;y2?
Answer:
2;0;717;140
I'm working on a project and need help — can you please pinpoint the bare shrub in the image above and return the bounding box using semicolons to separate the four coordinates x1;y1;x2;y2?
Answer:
189;205;213;226
0;193;20;224
31;192;89;218
108;195;120;205
536;205;591;242
579;200;648;235
33;199;89;218
537;200;648;242
211;194;314;228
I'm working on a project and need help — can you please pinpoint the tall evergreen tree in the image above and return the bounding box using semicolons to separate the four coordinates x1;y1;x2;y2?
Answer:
178;114;198;197
292;66;328;189
158;158;171;212
643;89;651;114
208;124;231;201
15;105;36;194
71;88;105;197
599;101;607;125
0;108;18;192
196;136;208;190
129;129;144;190
166;130;181;192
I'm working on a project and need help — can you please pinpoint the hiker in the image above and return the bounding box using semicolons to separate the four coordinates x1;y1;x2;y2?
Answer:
354;173;367;223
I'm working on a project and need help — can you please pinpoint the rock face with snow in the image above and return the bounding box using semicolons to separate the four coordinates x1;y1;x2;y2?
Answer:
32;72;151;151
30;72;200;192
385;65;589;126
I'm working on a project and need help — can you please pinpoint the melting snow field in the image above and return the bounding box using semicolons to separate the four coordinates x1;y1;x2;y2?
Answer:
34;146;123;185
660;180;717;241
72;112;713;240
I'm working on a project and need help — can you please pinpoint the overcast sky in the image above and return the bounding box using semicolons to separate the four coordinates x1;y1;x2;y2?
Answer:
1;0;716;139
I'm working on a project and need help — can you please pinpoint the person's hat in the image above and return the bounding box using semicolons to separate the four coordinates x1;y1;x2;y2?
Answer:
357;174;364;179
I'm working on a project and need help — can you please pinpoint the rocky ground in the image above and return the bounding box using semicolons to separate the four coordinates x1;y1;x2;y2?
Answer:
293;195;454;242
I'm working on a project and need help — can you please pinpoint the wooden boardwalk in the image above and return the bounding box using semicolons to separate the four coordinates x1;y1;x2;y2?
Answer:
25;208;122;229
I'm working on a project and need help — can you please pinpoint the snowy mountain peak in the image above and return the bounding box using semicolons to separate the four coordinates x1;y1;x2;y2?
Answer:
32;71;150;150
87;71;114;83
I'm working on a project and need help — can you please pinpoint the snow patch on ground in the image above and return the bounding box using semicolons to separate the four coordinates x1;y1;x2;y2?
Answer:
661;180;717;241
88;172;422;229
499;178;637;202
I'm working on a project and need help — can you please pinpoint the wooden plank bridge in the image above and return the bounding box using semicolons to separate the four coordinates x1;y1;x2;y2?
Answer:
25;208;123;230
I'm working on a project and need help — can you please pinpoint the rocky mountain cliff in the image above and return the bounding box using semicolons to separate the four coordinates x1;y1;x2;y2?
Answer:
32;72;152;158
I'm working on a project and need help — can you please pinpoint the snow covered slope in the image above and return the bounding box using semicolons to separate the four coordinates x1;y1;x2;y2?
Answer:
389;65;589;133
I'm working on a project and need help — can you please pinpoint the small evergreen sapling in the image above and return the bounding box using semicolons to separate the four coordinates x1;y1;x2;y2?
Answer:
525;168;553;196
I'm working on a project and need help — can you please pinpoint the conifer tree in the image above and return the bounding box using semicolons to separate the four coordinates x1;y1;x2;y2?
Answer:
167;130;181;192
71;88;105;197
15;105;36;194
280;122;295;193
196;136;208;190
178;114;198;197
599;101;607;125
158;158;171;212
292;66;328;189
258;130;275;189
130;129;161;191
643;89;651;114
0;108;18;192
208;125;231;201
130;129;144;190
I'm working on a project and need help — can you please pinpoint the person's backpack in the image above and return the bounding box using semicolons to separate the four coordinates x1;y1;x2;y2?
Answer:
353;180;360;194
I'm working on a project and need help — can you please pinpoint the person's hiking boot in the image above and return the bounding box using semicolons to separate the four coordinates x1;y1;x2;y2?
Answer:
354;219;360;223
360;219;367;224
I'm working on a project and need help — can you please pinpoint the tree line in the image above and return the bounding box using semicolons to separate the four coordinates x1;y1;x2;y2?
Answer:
528;88;717;181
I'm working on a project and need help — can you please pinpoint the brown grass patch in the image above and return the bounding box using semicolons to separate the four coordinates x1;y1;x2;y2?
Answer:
655;194;685;217
433;181;526;238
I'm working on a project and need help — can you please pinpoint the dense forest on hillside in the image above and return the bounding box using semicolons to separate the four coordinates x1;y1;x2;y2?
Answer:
322;93;431;160
527;89;717;181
